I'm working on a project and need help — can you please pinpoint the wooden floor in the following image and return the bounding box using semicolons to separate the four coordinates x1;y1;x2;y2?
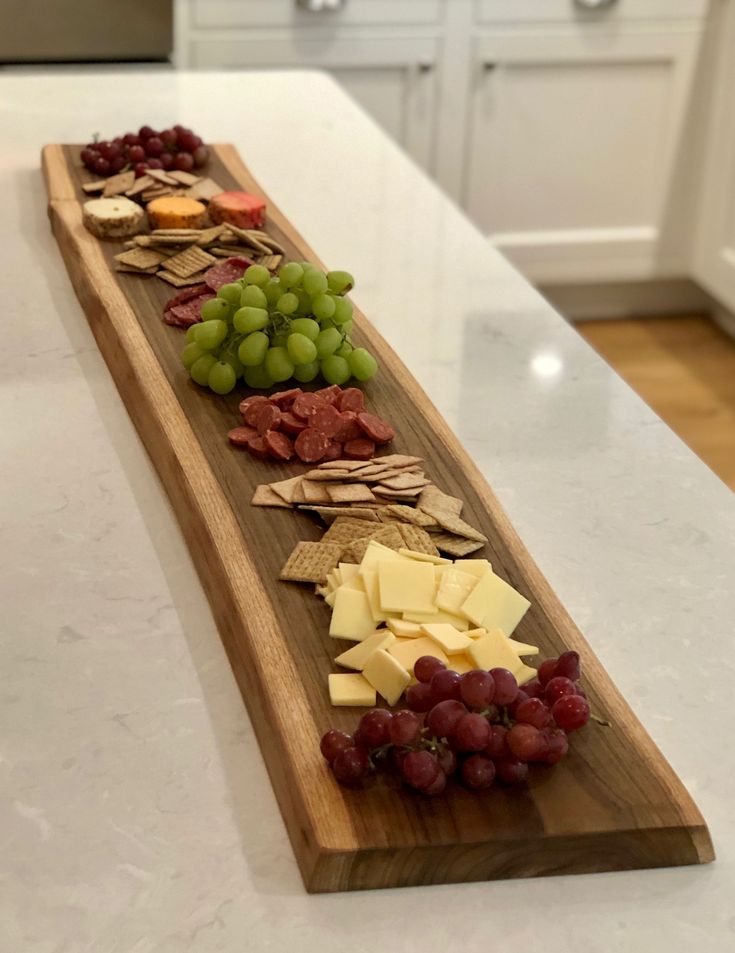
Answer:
576;316;735;491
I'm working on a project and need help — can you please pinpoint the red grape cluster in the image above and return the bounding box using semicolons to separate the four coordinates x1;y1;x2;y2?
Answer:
320;651;592;795
80;125;209;178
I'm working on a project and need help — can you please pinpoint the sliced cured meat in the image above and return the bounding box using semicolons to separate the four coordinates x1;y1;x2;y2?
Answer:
310;404;341;438
227;425;258;447
338;387;365;413
270;388;303;408
322;441;343;462
357;412;395;445
280;412;308;435
244;398;276;427
334;410;363;443
264;431;294;461
343;438;376;460
169;293;214;328
247;435;271;460
292;392;326;421
239;395;269;417
163;282;210;312
203;256;253;291
294;428;329;463
314;384;343;405
254;402;282;435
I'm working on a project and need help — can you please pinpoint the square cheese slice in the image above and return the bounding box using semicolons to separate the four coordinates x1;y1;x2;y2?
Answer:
455;558;492;578
387;636;449;674
334;629;396;671
460;570;530;636
386;618;424;638
359;541;406;574
435;567;480;615
378;559;436;614
403;608;470;631
465;627;487;639
338;562;360;585
398;548;450;566
328;672;377;707
421;623;473;655
362;569;391;623
329;588;377;641
446;654;475;675
516;663;538;686
507;638;539;657
467;627;525;675
362;649;411;706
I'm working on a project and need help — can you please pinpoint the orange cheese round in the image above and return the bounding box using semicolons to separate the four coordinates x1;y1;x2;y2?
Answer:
147;196;207;231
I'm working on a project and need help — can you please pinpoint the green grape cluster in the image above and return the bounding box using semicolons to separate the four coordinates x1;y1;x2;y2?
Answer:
180;262;378;395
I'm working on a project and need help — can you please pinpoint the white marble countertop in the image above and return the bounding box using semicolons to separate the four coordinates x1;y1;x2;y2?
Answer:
1;69;734;952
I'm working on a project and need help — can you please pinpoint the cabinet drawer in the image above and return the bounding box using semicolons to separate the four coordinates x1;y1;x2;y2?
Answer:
475;0;708;24
192;0;442;30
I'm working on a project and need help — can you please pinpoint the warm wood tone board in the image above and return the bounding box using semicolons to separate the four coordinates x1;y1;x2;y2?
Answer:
42;144;714;892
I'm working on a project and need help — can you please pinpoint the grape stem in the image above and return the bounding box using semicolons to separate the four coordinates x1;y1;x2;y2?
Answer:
590;712;611;727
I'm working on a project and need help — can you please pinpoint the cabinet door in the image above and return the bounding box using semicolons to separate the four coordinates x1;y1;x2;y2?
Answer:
463;29;703;283
189;36;439;170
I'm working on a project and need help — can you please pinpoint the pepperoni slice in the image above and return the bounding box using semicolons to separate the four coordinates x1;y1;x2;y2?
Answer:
247;435;272;460
294;429;329;463
280;412;308;435
163;283;210;312
292;392;326;421
334;410;363;443
322;441;343;462
228;425;258;447
310;404;341;438
343;438;375;460
244;398;276;427
338;387;365;413
357;412;395;445
270;388;303;408
264;431;294;461
254;402;282;435
203;256;253;291
314;384;343;405
240;395;269;417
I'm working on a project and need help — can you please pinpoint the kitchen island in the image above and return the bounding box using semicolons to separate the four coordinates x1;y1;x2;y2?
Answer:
1;70;734;951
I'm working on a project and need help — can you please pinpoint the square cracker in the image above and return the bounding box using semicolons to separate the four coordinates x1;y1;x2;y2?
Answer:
157;270;207;287
186;177;225;202
316;459;372;471
342;525;404;563
327;483;376;503
168;170;202;187
164;245;217;279
383;504;438;528
279;541;342;584
196;224;226;246
268;475;304;504
114;247;168;270
322;517;382;546
396;524;439;556
380;472;432;491
298;479;333;504
430;533;485;557
298;505;380;523
417;485;464;518
251;484;292;508
428;511;487;543
103;171;135;197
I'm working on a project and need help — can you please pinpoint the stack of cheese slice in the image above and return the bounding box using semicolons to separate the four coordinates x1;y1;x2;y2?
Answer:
325;540;538;707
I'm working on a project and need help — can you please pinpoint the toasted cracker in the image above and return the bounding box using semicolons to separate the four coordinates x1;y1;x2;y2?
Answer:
152;228;202;238
417;485;463;518
430;533;485;557
251;485;292;508
322;517;382;546
103;170;135;197
81;179;106;194
327;483;376;503
163;245;217;279
316;460;373;471
146;168;179;186
223;223;272;253
268;475;304;504
196;224;226;246
125;174;155;197
342;525;404;563
209;246;245;257
396;524;439;556
298;479;333;504
157;270;208;287
380;472;431;491
114;247;168;270
426;510;487;543
168;170;202;187
259;254;283;271
249;231;285;254
302;469;355;482
373;487;422;499
279;541;342;584
374;454;423;468
115;264;158;275
383;504;437;528
298;505;380;524
186;177;225;202
142;187;175;201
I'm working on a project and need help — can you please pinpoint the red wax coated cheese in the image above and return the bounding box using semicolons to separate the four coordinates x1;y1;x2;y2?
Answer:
209;191;266;229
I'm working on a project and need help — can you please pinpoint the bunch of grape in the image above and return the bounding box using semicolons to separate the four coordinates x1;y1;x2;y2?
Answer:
320;651;592;795
182;261;378;395
80;124;209;178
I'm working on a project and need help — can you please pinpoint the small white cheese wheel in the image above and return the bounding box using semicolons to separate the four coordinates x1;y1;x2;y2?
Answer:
82;196;144;240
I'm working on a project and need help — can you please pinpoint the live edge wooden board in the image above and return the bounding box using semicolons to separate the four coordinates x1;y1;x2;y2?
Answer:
42;143;713;893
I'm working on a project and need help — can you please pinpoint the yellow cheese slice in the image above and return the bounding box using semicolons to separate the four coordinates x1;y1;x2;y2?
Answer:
403;608;470;630
435;567;480;614
329;588;377;641
516;663;538;686
359;540;406;574
446;653;475;675
334;629;396;671
340;575;366;594
465;627;487;639
455;558;492;578
362;649;411;706
421;623;473;655
467;627;526;675
387;636;449;674
326;569;340;593
328;672;377;707
325;590;336;609
386;618;424;638
338;562;360;584
507;638;539;657
398;548;451;566
460;571;530;636
378;559;436;614
362;569;392;623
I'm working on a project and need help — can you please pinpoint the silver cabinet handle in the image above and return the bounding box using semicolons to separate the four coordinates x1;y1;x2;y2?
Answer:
296;0;346;11
573;0;618;9
418;61;434;74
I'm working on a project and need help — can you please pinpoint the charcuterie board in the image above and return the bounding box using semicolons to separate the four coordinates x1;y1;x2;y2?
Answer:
42;143;713;892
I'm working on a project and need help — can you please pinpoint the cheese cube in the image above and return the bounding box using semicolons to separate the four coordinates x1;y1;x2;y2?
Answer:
403;608;470;630
467;627;525;675
460;571;530;636
507;638;539;657
387;636;449;674
334;629;396;671
378;559;436;613
435;567;479;614
421;623;473;655
455;559;492;578
363;649;411;706
328;673;376;707
446;654;475;675
386;618;424;638
329;588;377;641
398;548;450;566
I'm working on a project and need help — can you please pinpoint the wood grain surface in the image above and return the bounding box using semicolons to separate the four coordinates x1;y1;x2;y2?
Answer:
42;143;714;892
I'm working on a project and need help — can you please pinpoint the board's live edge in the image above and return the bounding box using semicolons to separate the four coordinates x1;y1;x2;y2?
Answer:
41;143;714;892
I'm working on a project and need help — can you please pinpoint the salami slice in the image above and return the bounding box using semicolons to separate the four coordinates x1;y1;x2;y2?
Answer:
310;404;341;438
322;440;343;462
244;398;276;427
163;282;210;312
239;395;269;417
254;402;282;435
343;438;376;460
292;392;326;421
228;425;258;447
314;384;343;405
264;431;294;461
294;429;329;463
338;387;365;413
270;388;303;408
280;412;308;435
203;256;253;291
334;410;363;443
247;435;272;460
169;293;214;328
357;412;395;446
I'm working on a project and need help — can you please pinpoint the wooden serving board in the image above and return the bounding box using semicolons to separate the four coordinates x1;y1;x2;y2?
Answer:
42;143;713;892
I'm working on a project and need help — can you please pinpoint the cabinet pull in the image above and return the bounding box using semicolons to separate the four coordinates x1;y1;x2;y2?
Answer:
483;62;497;72
418;61;434;74
296;0;346;11
573;0;618;9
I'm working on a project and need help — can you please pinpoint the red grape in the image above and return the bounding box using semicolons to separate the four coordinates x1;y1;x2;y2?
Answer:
461;754;496;790
161;128;178;147
507;723;545;762
145;136;165;157
575;683;587;698
401;750;440;791
544;729;569;764
109;155;126;173
423;770;447;796
388;710;421;746
95;140;112;159
332;746;370;785
537;658;558;686
494;757;529;784
459;670;495;709
454;713;492;752
515;697;552;729
192;144;209;167
146;158;163;170
174;123;188;133
128;144;145;163
178;131;200;152
405;682;434;713
160;152;174;171
93;156;111;176
123;132;141;146
414;655;446;684
552;695;590;731
484;724;509;759
320;729;352;763
506;689;529;718
174;152;195;172
489;668;518;705
523;679;544;699
545;676;577;705
80;146;97;167
355;709;392;748
133;162;149;178
555;650;581;681
430;668;462;703
425;699;468;740
139;125;157;139
437;746;457;775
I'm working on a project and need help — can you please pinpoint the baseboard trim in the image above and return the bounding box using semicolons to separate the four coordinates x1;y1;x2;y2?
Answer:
538;279;714;322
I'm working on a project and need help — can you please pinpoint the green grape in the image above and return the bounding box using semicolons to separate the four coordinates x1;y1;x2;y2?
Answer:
193;318;228;350
302;269;328;297
240;284;267;309
271;332;289;348
208;360;237;395
233;306;269;334
291;317;320;341
293;360;320;383
277;292;299;315
287;332;318;365
320;355;351;386
318;318;337;331
279;262;304;289
327;270;354;294
238;331;269;366
190;354;218;386
340;319;354;336
221;351;244;378
244;364;274;389
264;346;295;383
315;327;342;358
264;278;284;307
295;289;312;315
201;297;230;321
312;293;336;321
218;282;242;306
185;324;198;343
243;264;270;287
332;296;353;326
181;341;205;369
348;347;378;381
335;340;353;358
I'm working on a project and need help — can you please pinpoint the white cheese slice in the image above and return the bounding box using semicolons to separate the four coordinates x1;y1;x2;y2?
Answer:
386;618;424;638
329;587;377;641
516;663;538;686
446;654;475;675
460;570;530;636
387;636;449;674
334;629;396;671
403;608;470;630
507;638;539;657
362;569;392;623
455;558;492;578
359;541;406;575
421;623;473;655
435;567;480;614
328;673;376;707
325;590;336;608
362;649;411;706
467;627;526;675
398;548;451;566
465;627;487;639
338;562;360;584
378;559;436;614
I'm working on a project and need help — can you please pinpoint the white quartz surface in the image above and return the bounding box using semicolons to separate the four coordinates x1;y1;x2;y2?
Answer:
1;69;734;952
